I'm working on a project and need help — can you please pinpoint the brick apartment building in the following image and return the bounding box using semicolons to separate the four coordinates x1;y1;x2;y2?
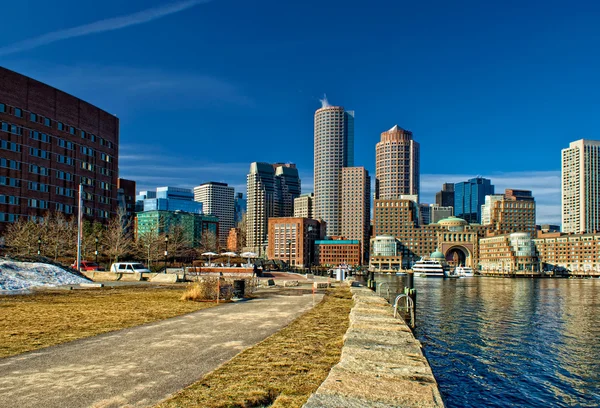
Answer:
0;67;119;232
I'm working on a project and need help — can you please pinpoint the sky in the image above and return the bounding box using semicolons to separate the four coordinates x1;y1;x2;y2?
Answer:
2;0;600;225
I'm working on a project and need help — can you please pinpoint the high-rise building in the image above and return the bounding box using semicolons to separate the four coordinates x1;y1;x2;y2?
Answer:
418;204;431;225
481;194;505;225
435;183;455;208
454;177;494;223
430;205;453;224
341;167;371;263
246;162;300;255
562;139;600;233
138;187;203;214
234;192;246;224
117;178;136;232
294;193;314;218
375;125;419;200
314;102;354;236
194;182;235;246
482;189;536;237
0;67;119;231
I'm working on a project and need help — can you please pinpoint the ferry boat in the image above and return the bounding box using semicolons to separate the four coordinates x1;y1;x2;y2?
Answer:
455;265;474;277
412;259;447;278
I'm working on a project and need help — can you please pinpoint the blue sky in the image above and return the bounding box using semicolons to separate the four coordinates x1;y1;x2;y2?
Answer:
2;0;600;224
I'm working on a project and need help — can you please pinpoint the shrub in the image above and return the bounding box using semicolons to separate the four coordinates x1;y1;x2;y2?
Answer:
181;277;233;302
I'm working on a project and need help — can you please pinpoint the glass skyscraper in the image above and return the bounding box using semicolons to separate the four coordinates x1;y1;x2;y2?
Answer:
454;177;494;223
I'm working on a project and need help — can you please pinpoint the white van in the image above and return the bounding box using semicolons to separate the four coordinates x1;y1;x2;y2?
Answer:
110;262;151;274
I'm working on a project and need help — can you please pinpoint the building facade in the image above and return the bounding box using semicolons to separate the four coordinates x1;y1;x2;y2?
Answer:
341;167;370;263
234;192;246;224
435;183;455;208
138;187;203;214
479;232;539;275
375;125;419;200
454;177;495;223
430;205;453;224
482;189;536;238
0;67;119;231
534;231;600;274
561;139;600;234
246;162;300;255
117;178;136;231
314;104;354;237
135;210;218;247
293;193;314;219
315;238;361;267
266;217;324;267
194;182;234;246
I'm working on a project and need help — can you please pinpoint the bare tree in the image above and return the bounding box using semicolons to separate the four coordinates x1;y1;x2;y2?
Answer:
135;227;164;268
44;212;76;261
3;218;40;256
198;229;218;253
104;207;133;264
167;224;193;263
236;212;247;250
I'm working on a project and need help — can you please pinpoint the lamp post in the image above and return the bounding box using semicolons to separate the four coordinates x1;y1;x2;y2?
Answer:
37;236;41;256
307;225;314;273
287;239;292;271
164;235;169;272
94;236;99;263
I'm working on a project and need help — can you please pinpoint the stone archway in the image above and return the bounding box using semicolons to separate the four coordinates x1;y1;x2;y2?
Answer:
444;246;471;268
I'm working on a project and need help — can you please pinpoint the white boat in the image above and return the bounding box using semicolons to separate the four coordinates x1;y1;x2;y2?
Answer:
412;259;447;278
455;265;474;277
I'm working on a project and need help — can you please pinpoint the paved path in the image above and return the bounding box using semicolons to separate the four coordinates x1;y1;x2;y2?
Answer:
0;292;323;408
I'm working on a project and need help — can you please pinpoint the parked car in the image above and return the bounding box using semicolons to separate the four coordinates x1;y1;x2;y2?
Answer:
110;262;151;274
71;261;104;271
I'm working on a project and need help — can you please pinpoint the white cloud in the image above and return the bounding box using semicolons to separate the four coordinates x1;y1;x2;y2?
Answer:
0;0;212;56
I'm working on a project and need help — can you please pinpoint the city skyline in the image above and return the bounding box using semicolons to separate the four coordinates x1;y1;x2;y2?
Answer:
2;1;596;225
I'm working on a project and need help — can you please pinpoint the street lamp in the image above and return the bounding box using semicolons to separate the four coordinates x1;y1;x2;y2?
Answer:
37;236;41;256
287;239;292;271
95;236;99;263
307;225;314;273
164;235;169;272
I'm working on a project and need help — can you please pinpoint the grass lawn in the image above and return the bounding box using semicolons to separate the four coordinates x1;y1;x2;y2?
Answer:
0;285;216;358
156;286;354;408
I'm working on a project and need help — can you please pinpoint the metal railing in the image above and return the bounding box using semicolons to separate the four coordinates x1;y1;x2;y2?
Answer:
376;282;390;299
393;294;415;329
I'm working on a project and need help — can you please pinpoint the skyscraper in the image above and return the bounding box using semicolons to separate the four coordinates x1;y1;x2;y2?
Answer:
246;162;300;255
341;167;371;263
234;192;246;223
375;125;419;200
194;182;235;246
454;177;494;223
294;193;314;218
314;100;354;237
435;183;455;207
562;139;600;233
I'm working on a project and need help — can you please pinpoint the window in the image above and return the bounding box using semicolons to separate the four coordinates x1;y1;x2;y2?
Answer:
81;146;94;156
28;199;48;209
56;187;74;197
69;126;75;135
80;130;86;139
0;177;21;187
14;108;22;118
0;104;5;113
57;155;74;165
44;117;51;127
56;170;73;181
57;138;74;150
57;122;64;131
29;147;49;159
1;140;21;152
28;182;49;192
0;195;19;205
30;113;37;122
30;131;50;143
1;159;21;170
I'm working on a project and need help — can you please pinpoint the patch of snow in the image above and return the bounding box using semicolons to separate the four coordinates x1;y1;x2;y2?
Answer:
0;260;90;293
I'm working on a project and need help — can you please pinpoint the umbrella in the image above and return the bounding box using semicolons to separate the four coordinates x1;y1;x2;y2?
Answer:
201;251;218;266
220;252;238;266
240;251;258;266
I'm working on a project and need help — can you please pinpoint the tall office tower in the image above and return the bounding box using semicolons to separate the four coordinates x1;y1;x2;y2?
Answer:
294;193;314;218
430;204;454;224
341;167;371;263
117;178;136;232
418;204;431;225
0;67;119;232
246;162;301;255
435;183;455;207
375;125;419;200
314;102;354;236
482;189;536;237
234;192;246;223
454;177;494;223
194;182;235;246
562;139;600;233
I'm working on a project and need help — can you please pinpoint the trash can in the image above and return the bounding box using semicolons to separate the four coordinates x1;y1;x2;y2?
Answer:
233;280;245;298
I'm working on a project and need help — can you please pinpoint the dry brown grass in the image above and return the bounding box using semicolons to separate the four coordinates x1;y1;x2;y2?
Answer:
157;286;353;408
0;285;216;358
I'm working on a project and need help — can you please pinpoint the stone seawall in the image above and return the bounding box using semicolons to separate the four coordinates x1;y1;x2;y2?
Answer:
304;286;444;407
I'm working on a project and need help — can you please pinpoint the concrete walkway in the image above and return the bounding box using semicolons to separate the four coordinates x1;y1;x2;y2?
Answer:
0;292;323;408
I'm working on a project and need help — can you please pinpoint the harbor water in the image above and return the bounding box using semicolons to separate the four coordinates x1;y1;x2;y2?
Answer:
373;274;600;407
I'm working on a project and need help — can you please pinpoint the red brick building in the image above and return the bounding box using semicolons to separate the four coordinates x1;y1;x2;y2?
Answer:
0;67;119;231
267;217;325;267
315;237;362;267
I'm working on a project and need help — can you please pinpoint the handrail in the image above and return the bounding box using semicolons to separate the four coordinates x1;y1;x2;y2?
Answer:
376;282;390;299
393;294;415;329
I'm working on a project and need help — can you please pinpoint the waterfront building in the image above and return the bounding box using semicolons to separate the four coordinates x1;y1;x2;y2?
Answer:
482;189;536;238
315;237;361;267
375;125;419;200
138;187;203;214
369;235;403;271
314;102;354;236
293;193;314;219
0;67;119;231
536;224;560;233
561;139;600;233
341;167;371;263
533;231;600;275
454;177;494;223
435;183;455;208
266;217;325;268
234;192;246;224
430;205;453;224
135;210;218;247
194;182;234;246
479;232;539;275
246;162;300;255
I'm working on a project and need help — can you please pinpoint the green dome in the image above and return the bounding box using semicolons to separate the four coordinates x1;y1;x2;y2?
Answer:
430;250;445;259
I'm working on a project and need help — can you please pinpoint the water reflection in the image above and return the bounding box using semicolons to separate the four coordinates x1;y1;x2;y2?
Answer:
373;274;600;407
